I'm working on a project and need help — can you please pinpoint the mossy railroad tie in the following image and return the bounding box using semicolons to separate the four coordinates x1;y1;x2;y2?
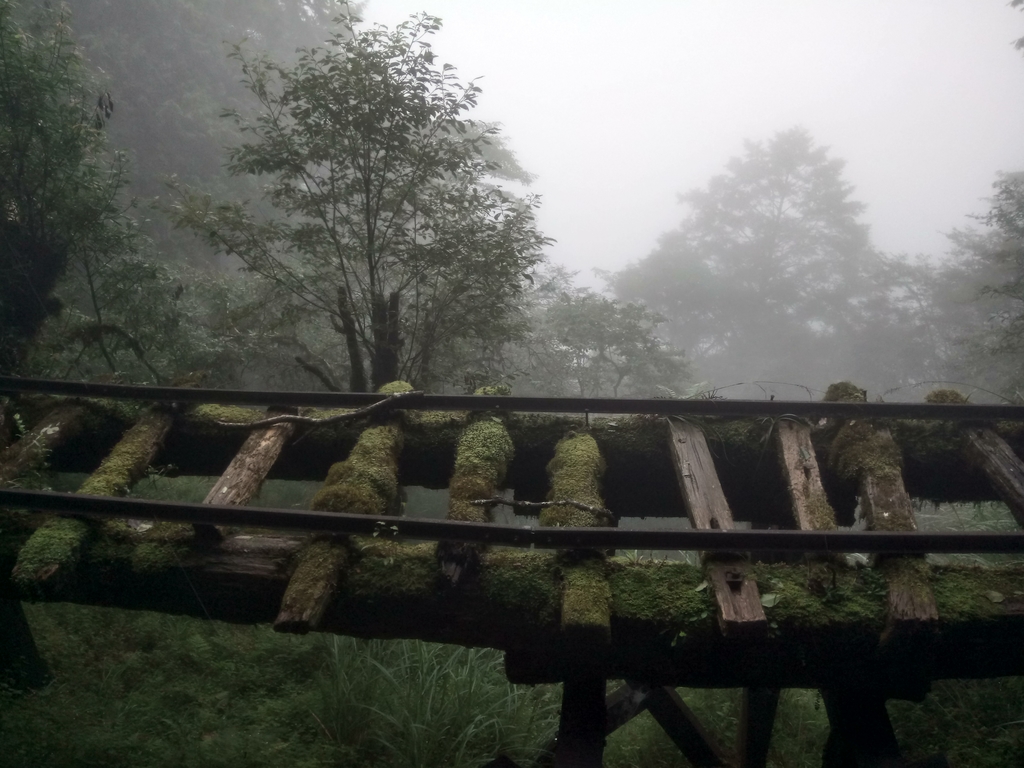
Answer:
938;385;1024;528
436;384;514;585
276;382;409;634
825;382;938;654
667;418;767;638
542;430;613;650
12;406;174;597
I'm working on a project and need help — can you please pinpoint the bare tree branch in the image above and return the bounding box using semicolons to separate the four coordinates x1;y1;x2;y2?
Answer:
470;497;616;524
215;389;423;429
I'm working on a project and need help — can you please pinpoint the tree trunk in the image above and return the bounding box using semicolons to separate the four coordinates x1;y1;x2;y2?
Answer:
370;291;402;390
336;286;368;392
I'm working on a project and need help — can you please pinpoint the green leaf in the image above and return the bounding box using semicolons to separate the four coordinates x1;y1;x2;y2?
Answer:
694;580;708;592
985;590;1005;603
760;593;781;608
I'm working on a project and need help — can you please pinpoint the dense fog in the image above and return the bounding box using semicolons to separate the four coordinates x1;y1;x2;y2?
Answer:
4;0;1024;401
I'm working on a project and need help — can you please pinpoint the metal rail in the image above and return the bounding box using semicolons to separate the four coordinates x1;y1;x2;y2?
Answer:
3;489;1024;554
2;375;1023;420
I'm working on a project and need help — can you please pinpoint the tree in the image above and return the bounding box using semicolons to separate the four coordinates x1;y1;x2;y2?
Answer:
611;128;921;394
926;174;1024;395
171;10;547;392
0;1;136;373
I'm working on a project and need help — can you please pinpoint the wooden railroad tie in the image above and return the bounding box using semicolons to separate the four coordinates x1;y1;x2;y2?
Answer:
668;418;767;638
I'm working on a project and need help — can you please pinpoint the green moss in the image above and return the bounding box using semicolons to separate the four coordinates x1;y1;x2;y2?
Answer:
931;564;1024;623
78;411;171;497
191;404;263;425
926;389;969;405
750;563;888;631
12;517;91;591
474;384;512;397
377;380;414;395
345;541;438;599
540;432;606;527
448;418;514;523
609;558;709;624
311;424;403;515
829;420;903;483
805;487;838;531
479;550;560;621
131;541;187;574
823;381;867;402
560;557;611;638
278;538;348;624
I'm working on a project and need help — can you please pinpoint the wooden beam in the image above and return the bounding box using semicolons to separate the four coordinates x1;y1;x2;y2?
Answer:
604;682;649;733
553;678;606;768
6;533;1024;686
737;687;780;768
637;684;729;767
964;427;1024;528
668;419;767;638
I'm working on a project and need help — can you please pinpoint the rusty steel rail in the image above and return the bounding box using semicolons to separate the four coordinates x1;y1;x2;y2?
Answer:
3;489;1024;554
1;375;1023;420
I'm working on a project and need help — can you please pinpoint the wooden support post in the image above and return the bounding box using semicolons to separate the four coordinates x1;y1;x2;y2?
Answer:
637;683;729;767
737;687;780;768
964;427;1024;528
668;419;767;638
554;678;607;768
0;598;50;690
821;689;902;768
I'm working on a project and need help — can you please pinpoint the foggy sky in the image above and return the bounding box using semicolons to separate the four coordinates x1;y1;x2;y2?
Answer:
371;0;1024;287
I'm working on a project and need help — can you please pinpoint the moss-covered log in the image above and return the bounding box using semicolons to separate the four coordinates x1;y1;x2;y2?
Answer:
3;523;1024;689
437;386;515;585
11;408;174;595
0;404;89;486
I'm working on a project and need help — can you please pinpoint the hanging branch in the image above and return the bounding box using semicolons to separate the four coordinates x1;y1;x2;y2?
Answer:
470;497;616;524
214;390;424;429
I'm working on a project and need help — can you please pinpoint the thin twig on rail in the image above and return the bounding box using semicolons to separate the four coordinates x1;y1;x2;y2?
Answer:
471;496;617;522
215;390;424;429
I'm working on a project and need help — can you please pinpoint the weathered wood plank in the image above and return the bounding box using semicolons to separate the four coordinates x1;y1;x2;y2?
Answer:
737;687;780;768
776;419;836;530
965;427;1024;528
200;415;295;539
668;419;767;637
553;678;606;768
668;419;733;531
204;421;295;507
